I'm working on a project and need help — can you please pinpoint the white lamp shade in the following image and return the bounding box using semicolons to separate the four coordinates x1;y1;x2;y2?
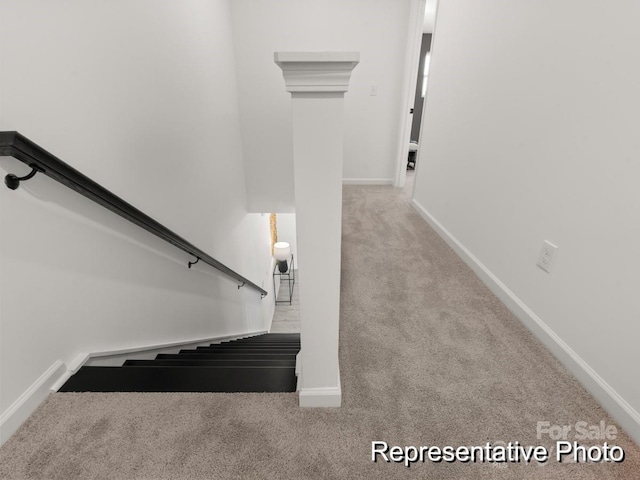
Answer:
273;242;291;261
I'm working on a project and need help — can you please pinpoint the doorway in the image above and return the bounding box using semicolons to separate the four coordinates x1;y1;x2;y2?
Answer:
394;0;438;189
409;35;432;145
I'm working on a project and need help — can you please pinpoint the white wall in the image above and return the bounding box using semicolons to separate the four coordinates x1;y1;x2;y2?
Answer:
230;0;412;212
413;1;640;440
276;213;298;269
0;0;274;431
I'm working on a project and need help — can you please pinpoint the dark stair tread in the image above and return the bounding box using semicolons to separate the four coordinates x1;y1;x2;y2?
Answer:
194;345;300;352
59;366;296;392
215;343;300;347
230;338;300;342
228;344;300;348
246;333;299;338
124;359;295;367
233;334;300;343
180;348;299;354
157;353;297;360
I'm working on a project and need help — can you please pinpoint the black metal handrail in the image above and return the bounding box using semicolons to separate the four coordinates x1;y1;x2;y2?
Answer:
0;131;267;298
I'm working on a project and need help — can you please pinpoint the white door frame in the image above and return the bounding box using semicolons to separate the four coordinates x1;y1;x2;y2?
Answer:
394;0;427;188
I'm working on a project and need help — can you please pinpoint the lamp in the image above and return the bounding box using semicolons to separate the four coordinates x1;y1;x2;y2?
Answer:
274;241;291;273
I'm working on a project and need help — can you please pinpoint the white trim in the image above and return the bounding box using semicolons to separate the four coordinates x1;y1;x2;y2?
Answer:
342;178;394;186
49;371;72;392
274;52;360;94
299;387;341;407
299;370;341;407
1;360;67;445
68;352;90;373
49;352;91;391
411;198;640;445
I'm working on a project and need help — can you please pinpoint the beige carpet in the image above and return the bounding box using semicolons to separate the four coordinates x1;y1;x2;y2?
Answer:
1;181;638;479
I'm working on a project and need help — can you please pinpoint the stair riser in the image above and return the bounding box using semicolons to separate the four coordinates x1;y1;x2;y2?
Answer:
124;359;295;367
233;337;300;343
59;366;297;393
198;345;300;350
217;343;300;347
228;343;300;347
181;349;299;355
238;333;300;341
157;353;297;360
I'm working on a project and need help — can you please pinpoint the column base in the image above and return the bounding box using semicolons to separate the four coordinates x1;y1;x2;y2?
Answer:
299;386;342;407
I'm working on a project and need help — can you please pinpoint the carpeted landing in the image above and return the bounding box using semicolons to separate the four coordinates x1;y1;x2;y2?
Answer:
1;182;638;479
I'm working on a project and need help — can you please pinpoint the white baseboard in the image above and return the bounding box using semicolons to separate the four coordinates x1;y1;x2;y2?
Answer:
342;178;394;185
0;360;67;445
411;198;640;445
299;370;341;407
299;386;342;407
49;352;91;392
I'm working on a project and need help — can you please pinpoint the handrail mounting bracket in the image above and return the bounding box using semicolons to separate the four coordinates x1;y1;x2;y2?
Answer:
5;166;42;190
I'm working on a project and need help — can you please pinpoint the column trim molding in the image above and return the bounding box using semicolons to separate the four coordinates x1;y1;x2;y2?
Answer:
274;52;360;93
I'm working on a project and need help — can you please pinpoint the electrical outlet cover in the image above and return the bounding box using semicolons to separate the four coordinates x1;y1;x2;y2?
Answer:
537;240;558;273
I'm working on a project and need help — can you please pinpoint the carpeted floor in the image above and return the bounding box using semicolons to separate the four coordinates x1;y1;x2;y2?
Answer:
1;180;638;479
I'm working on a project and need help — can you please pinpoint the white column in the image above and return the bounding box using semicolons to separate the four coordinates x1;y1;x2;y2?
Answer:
275;52;359;407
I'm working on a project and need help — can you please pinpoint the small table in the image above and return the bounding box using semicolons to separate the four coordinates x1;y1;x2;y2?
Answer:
273;255;295;305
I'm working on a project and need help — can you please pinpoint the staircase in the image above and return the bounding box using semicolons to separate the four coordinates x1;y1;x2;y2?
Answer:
59;334;300;393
